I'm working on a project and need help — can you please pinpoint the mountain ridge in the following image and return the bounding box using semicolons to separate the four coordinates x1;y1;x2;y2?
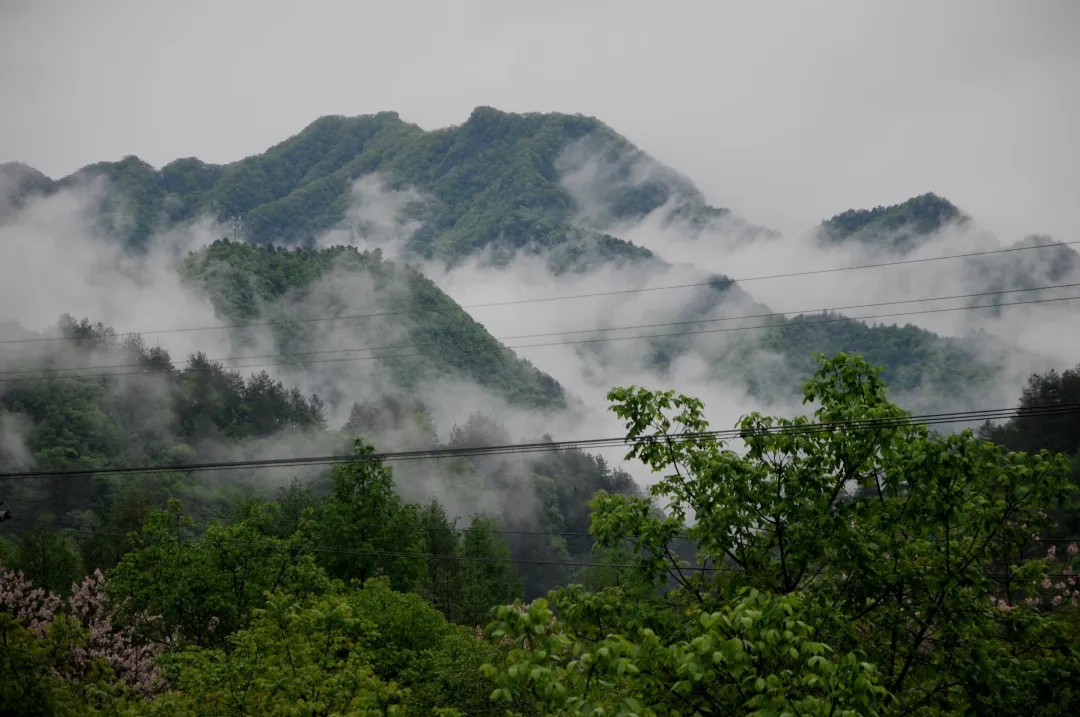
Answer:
5;107;771;273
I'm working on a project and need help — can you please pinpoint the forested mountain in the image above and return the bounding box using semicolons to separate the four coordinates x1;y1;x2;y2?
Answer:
961;233;1080;305
182;240;566;409
7;108;1066;421
814;192;1079;298
3;107;1076;611
0;161;54;219
7;107;774;273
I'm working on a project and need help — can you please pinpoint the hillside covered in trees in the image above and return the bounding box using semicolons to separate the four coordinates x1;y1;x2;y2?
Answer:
0;304;627;598
181;239;566;409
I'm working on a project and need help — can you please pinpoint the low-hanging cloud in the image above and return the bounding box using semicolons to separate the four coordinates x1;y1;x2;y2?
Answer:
0;178;231;362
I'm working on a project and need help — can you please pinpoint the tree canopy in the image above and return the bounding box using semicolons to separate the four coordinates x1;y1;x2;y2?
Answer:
4;354;1080;715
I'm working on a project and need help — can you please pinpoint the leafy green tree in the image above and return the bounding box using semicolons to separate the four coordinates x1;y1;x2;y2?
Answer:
486;590;885;717
317;440;425;592
454;516;522;626
151;590;406;716
106;500;310;648
8;520;85;595
0;613;59;717
400;627;510;716
487;353;1080;715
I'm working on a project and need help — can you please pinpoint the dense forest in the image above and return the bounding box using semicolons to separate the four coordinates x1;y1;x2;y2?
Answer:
3;354;1080;715
0;309;631;600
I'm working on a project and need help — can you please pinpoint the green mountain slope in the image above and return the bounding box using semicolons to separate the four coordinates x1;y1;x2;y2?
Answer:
182;240;566;409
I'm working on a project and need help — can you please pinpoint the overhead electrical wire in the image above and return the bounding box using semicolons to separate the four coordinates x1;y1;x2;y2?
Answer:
1;517;1075;581
1;401;1078;481
1;238;1076;348
9;493;1080;545
0;517;659;569
2;285;1080;384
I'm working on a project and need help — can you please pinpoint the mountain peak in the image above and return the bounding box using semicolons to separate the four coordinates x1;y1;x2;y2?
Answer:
0;161;56;216
818;192;969;252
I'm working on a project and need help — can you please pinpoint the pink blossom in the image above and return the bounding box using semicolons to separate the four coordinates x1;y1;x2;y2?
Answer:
66;570;165;694
1052;595;1063;606
0;562;61;637
0;561;164;695
1068;542;1078;556
1047;545;1057;558
1040;578;1052;589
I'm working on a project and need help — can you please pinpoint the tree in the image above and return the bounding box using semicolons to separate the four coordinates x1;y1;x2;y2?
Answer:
486;353;1080;715
418;500;462;619
0;562;164;715
106;500;308;648
152;589;406;716
417;503;522;626
7;519;85;595
455;516;522;627
317;440;425;592
485;590;885;717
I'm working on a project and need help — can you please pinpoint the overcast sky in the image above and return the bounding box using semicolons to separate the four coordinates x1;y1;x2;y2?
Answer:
1;0;1077;240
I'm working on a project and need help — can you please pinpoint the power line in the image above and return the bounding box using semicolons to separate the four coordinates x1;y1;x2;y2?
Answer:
10;493;1080;545
4;288;1080;384
0;517;663;570
3;518;1076;582
3;239;1075;348
6;499;600;539
5;280;1077;377
1;401;1077;481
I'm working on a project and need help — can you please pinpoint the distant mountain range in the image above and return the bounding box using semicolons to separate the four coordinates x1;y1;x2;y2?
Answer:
3;106;1076;415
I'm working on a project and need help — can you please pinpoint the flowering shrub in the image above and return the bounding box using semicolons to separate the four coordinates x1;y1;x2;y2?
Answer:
0;560;164;695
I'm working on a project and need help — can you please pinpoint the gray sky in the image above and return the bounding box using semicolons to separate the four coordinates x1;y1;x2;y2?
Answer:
2;0;1077;240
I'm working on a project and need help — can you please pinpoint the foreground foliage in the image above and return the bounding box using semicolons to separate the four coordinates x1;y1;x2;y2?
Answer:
485;354;1080;715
